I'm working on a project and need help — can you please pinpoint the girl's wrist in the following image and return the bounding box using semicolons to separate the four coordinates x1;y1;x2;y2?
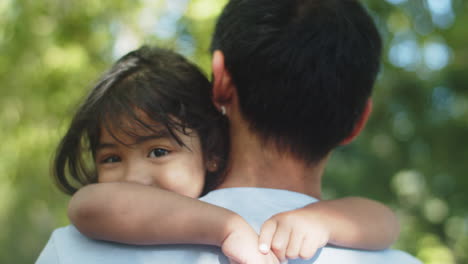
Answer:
220;213;249;246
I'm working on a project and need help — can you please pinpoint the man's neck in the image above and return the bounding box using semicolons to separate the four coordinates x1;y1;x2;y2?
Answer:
216;118;327;199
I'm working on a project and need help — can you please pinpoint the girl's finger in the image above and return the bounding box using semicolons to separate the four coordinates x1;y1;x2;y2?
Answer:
299;235;319;260
259;219;278;254
285;230;304;259
270;223;291;262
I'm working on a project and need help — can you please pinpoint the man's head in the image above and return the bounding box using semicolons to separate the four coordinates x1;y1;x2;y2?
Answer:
211;0;382;163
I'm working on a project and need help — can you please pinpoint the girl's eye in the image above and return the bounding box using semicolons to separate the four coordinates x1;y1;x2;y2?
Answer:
148;148;170;158
101;156;121;164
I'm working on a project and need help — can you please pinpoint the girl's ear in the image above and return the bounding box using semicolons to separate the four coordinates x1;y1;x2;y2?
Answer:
340;99;373;145
212;50;234;112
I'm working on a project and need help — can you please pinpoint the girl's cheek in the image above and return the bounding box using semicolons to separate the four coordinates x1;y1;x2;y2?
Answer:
97;168;121;183
169;170;204;198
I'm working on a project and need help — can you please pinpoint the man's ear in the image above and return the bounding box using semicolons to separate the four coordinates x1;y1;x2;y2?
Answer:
212;50;234;110
340;99;373;145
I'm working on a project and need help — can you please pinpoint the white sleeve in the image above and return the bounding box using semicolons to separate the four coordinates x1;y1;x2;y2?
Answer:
36;234;60;264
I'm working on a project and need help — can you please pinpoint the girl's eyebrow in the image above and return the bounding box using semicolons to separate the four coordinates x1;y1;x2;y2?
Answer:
96;130;172;151
96;143;117;151
133;132;171;145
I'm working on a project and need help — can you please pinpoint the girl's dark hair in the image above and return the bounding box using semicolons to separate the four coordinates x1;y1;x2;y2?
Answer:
54;46;228;195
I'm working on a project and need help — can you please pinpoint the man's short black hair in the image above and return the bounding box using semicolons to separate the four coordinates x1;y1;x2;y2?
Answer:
211;0;382;163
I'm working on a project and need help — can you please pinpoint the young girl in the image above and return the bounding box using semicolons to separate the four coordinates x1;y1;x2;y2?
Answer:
54;46;399;263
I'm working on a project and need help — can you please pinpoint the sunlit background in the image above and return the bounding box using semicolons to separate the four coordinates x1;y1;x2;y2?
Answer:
1;0;467;263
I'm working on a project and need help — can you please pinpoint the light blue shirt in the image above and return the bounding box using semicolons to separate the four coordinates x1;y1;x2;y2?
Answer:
36;187;422;264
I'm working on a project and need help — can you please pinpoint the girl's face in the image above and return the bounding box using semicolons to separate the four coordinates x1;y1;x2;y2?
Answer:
95;119;206;198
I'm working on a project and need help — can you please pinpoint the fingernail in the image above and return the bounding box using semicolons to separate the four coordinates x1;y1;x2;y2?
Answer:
259;243;269;253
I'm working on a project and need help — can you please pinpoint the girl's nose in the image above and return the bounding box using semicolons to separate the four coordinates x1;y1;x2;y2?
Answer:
123;163;154;186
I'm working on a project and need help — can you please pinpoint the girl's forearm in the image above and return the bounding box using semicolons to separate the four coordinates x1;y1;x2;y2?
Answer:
303;197;399;250
68;182;243;246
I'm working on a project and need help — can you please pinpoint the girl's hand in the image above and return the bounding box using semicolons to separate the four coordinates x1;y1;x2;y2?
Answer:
258;208;330;261
222;216;280;264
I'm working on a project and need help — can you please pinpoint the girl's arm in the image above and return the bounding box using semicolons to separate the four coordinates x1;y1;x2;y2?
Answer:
69;182;279;264
258;197;400;261
69;182;235;245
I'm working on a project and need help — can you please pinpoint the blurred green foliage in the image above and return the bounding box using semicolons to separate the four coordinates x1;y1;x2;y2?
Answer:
1;0;467;263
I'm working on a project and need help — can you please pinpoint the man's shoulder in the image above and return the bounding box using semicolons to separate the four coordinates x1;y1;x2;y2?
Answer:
300;246;422;264
38;225;228;264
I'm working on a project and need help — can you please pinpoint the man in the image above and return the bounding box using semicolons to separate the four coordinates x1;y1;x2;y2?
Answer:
36;0;421;263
